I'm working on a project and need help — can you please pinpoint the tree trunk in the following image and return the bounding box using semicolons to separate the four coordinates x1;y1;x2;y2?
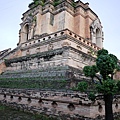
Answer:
104;94;114;120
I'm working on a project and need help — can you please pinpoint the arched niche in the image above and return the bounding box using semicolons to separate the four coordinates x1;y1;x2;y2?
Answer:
23;24;29;41
90;19;103;48
96;28;101;47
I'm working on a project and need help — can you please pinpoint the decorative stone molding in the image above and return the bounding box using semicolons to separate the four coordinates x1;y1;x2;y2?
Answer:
48;43;54;50
62;42;71;47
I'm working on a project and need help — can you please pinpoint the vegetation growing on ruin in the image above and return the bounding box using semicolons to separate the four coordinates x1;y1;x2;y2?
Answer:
28;0;45;8
53;0;61;7
0;77;67;89
28;0;76;8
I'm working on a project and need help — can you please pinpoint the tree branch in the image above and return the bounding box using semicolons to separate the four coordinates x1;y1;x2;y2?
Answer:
95;75;103;85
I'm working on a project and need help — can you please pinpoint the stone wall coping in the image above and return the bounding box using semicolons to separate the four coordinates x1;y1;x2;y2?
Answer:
0;90;120;106
0;92;89;106
4;46;95;65
21;29;101;51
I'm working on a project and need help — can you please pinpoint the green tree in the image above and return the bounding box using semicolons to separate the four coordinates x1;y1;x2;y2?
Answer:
77;49;120;120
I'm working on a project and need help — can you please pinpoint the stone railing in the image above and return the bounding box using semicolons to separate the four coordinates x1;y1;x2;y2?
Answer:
65;29;101;50
22;29;101;51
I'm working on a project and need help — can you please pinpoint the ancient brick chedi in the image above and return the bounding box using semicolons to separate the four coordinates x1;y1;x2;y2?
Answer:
0;0;103;78
0;1;120;119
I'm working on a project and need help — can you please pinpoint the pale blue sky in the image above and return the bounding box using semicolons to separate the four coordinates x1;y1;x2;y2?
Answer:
0;0;120;59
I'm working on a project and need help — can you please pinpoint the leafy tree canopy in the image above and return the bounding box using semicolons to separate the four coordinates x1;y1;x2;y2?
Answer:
76;81;88;92
96;79;118;95
78;49;120;95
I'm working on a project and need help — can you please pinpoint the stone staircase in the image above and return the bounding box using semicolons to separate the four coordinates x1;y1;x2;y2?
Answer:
0;66;69;79
0;66;85;89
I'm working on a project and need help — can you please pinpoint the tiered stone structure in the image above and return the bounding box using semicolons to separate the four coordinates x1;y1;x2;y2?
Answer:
1;1;118;119
0;0;103;76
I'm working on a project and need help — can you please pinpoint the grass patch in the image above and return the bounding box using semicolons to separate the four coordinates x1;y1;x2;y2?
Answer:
0;104;57;120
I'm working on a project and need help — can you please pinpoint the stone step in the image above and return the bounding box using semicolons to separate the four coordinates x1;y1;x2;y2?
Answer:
0;66;69;79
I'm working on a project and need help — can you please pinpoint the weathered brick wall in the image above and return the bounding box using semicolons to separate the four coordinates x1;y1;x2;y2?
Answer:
0;89;119;120
0;62;6;74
